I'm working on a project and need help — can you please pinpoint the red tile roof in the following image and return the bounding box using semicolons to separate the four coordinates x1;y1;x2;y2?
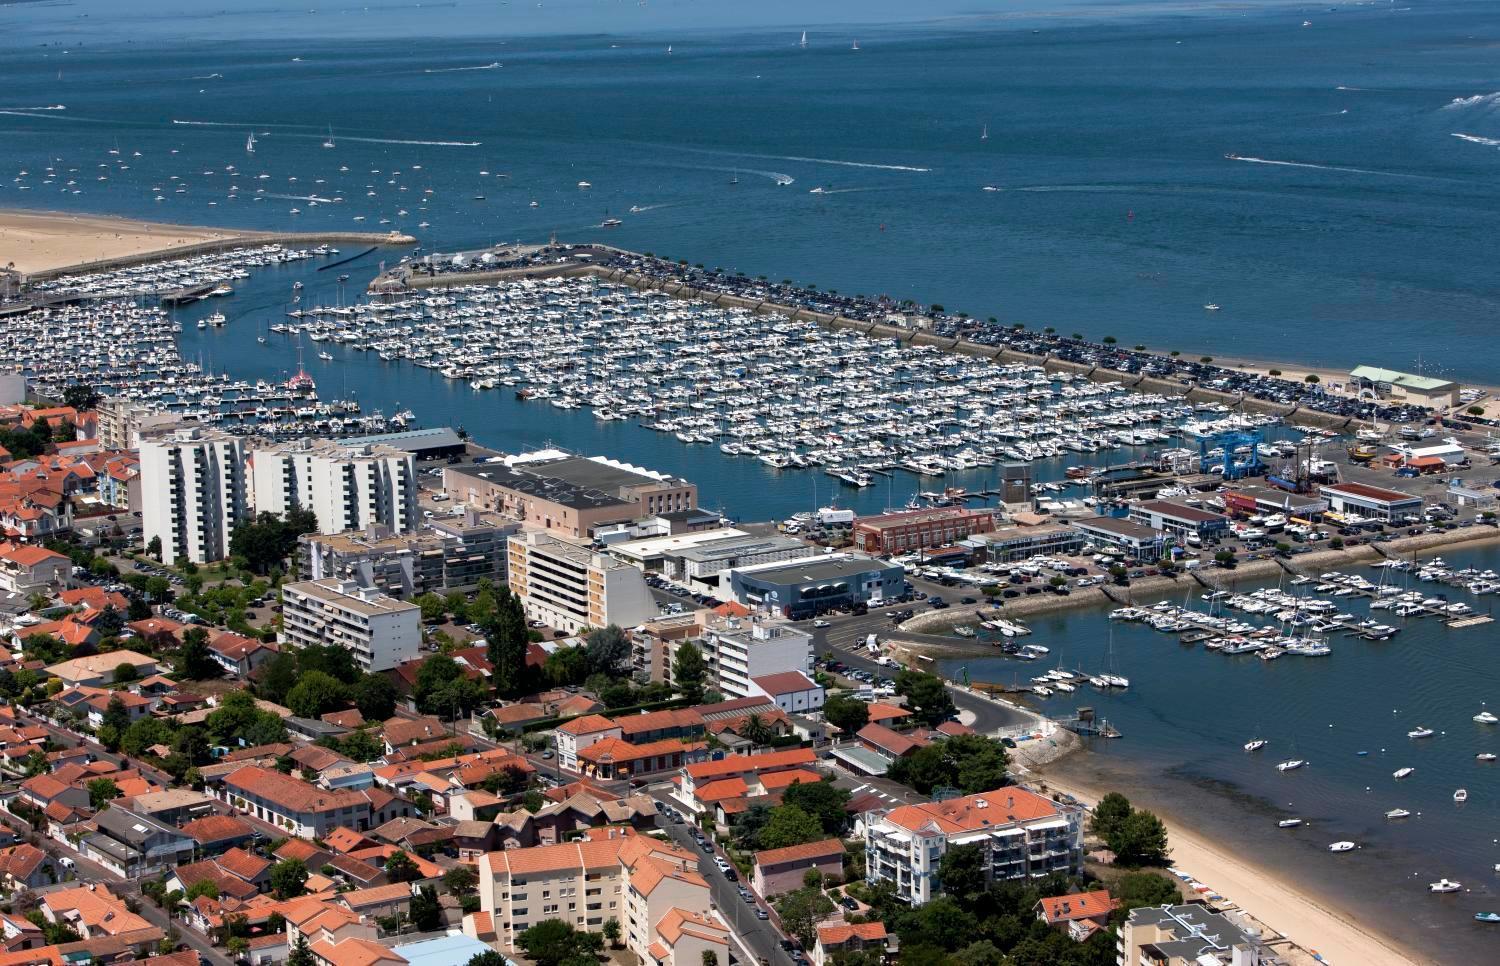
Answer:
751;671;819;696
1037;889;1117;923
753;838;844;867
883;786;1061;834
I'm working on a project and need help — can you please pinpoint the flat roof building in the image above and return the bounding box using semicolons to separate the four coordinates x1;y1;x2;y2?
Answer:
1128;499;1230;539
970;523;1086;563
853;506;997;556
281;578;421;673
726;554;905;618
335;426;467;460
1071;516;1165;561
1349;365;1459;407
702;617;813;700
445;452;697;540
1219;486;1329;519
300;510;520;599
508;528;658;634
1118;903;1264;966
1319;482;1423;522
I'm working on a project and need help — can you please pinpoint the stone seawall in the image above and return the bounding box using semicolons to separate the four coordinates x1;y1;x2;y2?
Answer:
24;230;415;283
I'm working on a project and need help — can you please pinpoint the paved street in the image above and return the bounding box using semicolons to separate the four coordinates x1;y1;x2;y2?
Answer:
646;792;796;966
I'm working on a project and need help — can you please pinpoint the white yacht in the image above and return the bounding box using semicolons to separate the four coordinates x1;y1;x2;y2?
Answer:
1385;808;1410;819
1394;767;1415;779
1277;759;1305;772
1454;788;1468;803
1244;739;1267;752
1327;841;1356;853
1429;878;1462;893
1474;711;1498;724
1408;727;1435;739
1277;818;1302;828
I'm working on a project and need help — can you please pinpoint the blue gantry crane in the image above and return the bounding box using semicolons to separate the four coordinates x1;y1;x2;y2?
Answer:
1198;429;1265;481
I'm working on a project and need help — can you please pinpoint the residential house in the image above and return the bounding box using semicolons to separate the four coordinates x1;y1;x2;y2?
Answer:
752;839;844;898
1035;889;1118;942
81;806;196;878
749;671;825;715
814;922;889;966
555;714;622;771
645;908;730;966
0;844;52;891
219;765;413;839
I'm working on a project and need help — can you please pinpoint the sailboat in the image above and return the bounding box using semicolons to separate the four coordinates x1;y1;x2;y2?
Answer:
730;169;740;185
667;45;673;55
981;124;989;141
322;126;336;149
246;132;256;154
800;30;808;48
851;39;860;50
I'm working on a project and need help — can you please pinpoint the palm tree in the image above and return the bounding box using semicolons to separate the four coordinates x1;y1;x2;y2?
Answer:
741;713;774;745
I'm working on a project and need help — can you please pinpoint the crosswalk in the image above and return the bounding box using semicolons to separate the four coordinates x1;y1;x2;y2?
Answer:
847;781;906;804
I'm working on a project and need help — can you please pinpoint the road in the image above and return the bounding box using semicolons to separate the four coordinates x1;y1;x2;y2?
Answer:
646;797;797;966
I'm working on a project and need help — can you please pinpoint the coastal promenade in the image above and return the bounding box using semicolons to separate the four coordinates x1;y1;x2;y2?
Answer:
378;243;1374;432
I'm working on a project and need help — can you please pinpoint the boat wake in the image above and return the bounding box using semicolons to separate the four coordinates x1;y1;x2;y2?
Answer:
0;109;109;122
0;104;65;111
191;73;223;80
1452;132;1500;147
626;203;679;213
263;193;339;203
424;62;501;73
1443;92;1500;110
1227;155;1442;181
759;153;929;173
288;133;480;147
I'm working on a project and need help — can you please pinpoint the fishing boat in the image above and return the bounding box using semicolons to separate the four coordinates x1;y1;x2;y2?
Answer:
1277;818;1302;828
1385;808;1410;819
1394;767;1415;779
1429;879;1461;893
1327;841;1356;853
1276;759;1305;772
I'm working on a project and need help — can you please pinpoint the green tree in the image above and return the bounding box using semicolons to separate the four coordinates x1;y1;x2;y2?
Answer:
518;920;602;966
298;643;362;684
823;693;871;734
443;865;477;894
175;627;220;680
384;849;421;883
673;641;706;701
256;652;301;704
87;777;120;811
63;384;101;411
334;729;385;762
584;624;629;675
409;885;442;931
937;843;987;908
185;879;220;901
415;592;447;624
146;535;163;561
101;694;131;735
1112;870;1180;917
414;654;485;717
270;859;309;900
466;953;506;966
602;917;621;949
288;935;316;966
486;588;530;697
701;952;719;966
775;887;835;948
113;661;140;684
781;779;851;836
1090;792;1133;841
894;669;956;725
1109;809;1169;866
354;673;398;720
542;644;588;687
286;670;349;719
889;734;1009;796
757;804;823;850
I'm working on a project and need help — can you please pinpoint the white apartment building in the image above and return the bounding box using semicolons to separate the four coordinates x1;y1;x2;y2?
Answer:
280;578;420;672
1118;904;1264;966
507;528;657;634
251;440;417;536
701;616;813;699
864;787;1084;905
140;428;248;564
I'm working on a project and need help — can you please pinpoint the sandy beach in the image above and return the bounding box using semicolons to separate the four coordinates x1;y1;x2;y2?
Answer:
0;209;252;275
1028;766;1428;966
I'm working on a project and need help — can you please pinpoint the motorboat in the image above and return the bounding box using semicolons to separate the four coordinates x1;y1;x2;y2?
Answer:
1454;788;1468;803
1475;912;1500;923
1328;841;1356;853
577;181;592;189
1408;727;1435;739
1478;753;1498;762
1429;879;1462;893
1244;739;1267;752
1394;767;1415;779
1277;759;1305;772
1475;711;1498;724
1277;818;1302;828
1385;808;1410;819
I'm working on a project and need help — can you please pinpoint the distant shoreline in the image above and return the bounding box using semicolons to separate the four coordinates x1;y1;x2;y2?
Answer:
0;208;415;278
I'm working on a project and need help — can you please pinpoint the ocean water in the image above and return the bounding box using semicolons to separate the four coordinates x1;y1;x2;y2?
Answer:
942;543;1500;963
4;0;1500;383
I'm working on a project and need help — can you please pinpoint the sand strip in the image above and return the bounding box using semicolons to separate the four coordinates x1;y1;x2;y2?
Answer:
0;209;249;275
1029;770;1428;966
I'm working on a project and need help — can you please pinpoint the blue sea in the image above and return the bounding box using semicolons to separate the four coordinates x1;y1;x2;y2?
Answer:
6;1;1500;959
